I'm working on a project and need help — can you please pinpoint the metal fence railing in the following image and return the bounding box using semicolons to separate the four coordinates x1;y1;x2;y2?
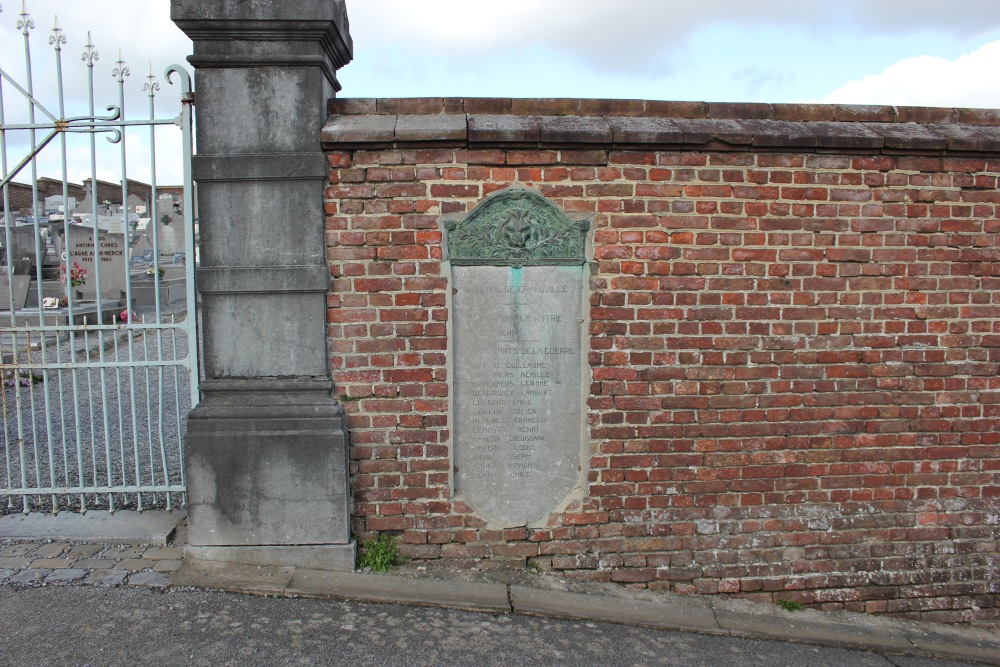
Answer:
0;1;198;513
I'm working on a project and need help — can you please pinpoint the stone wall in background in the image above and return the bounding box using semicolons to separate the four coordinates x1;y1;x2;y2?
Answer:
2;178;163;215
2;179;87;214
322;98;1000;623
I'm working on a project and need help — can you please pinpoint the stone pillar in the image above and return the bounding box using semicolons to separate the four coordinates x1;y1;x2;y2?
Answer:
171;0;355;570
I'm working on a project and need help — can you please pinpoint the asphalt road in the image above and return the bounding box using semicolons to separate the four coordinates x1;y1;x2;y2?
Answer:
0;586;981;667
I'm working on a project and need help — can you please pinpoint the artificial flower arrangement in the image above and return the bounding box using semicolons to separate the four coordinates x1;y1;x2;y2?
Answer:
60;261;87;287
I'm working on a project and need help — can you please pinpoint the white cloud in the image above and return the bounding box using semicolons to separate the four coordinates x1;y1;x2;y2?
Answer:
348;0;1000;70
818;40;1000;107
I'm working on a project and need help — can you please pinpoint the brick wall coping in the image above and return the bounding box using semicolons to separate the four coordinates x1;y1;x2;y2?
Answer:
322;97;1000;155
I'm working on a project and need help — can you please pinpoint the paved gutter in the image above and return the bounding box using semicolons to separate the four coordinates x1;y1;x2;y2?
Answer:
173;556;1000;666
0;510;186;589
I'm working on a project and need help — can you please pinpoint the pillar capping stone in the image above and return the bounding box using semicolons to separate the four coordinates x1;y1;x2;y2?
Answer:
171;0;353;90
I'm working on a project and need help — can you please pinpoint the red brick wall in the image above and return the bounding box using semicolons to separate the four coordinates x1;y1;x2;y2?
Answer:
1;182;36;214
325;141;1000;623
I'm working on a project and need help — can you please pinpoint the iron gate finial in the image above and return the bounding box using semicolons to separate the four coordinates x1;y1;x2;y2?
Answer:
82;30;98;66
49;16;65;50
112;49;130;83
144;64;160;97
16;0;33;36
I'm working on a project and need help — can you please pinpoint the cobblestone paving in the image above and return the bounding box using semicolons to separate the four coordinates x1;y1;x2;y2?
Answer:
0;523;186;590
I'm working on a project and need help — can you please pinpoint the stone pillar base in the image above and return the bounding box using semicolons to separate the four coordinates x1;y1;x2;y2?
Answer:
184;379;352;557
185;543;356;571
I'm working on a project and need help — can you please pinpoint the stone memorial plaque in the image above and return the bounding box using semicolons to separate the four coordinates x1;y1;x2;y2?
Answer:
446;188;589;525
66;229;127;300
453;265;584;524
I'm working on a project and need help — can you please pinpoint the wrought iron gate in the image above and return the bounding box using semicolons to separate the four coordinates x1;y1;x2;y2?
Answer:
0;2;198;513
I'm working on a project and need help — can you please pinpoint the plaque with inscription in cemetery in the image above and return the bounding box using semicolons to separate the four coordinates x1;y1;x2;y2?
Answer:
445;188;590;525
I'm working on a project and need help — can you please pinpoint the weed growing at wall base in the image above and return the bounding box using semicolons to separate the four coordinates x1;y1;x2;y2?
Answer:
357;533;398;572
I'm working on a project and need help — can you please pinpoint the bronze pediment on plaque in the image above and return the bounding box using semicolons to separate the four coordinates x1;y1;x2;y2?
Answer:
444;188;589;267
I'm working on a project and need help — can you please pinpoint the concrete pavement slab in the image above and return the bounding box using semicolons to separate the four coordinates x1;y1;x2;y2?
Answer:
171;558;295;595
34;543;69;558
711;597;914;653
29;558;73;569
900;619;1000;665
9;569;49;584
114;559;157;571
84;570;127;586
510;585;725;634
0;543;39;556
142;547;184;560
0;511;186;545
72;559;116;569
128;571;171;588
65;544;103;558
102;546;148;559
286;568;511;613
45;569;87;583
153;560;182;573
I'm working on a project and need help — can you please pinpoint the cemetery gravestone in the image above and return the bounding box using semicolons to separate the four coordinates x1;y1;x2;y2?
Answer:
446;188;590;525
3;227;38;267
72;191;94;219
155;195;185;255
132;196;184;257
66;229;127;302
126;194;146;216
106;211;127;235
0;259;32;311
156;213;184;255
44;194;77;215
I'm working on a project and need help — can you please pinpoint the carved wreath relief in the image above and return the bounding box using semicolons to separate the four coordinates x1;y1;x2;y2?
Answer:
444;188;589;267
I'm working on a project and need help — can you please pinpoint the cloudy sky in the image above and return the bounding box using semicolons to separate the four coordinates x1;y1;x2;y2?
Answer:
2;0;1000;185
340;0;1000;107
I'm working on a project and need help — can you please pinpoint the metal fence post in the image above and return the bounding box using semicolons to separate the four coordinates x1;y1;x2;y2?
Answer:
170;1;356;569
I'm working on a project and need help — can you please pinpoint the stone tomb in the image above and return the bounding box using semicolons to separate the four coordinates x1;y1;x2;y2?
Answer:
446;188;590;526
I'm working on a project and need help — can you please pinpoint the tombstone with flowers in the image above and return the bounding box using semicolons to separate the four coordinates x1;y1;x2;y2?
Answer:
65;228;128;303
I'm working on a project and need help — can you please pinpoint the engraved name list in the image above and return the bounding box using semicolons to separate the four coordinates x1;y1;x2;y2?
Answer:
453;266;584;525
